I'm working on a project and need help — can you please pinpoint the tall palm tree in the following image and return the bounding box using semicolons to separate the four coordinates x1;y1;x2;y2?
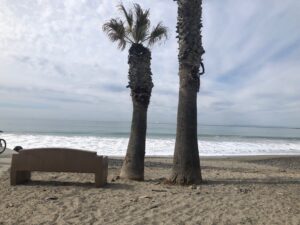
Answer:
103;3;168;180
170;0;205;184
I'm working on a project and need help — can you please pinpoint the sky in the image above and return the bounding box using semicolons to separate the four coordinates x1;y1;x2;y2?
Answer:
0;0;300;127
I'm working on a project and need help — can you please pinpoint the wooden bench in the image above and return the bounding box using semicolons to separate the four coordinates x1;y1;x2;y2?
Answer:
10;148;108;187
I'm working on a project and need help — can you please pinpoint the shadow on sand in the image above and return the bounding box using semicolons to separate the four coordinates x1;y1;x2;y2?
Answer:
109;158;173;169
202;178;300;186
24;179;134;190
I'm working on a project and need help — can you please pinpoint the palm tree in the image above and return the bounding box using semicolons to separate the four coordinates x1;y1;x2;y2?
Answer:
103;3;168;180
170;0;205;184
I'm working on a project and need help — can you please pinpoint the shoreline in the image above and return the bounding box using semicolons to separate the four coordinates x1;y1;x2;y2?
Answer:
2;148;300;158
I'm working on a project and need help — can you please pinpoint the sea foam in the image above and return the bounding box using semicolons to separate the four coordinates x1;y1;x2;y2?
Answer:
2;133;300;156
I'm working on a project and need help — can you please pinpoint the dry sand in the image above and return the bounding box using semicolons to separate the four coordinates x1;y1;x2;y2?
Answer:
0;153;299;225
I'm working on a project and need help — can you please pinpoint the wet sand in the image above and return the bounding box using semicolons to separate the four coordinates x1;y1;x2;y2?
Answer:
0;153;299;225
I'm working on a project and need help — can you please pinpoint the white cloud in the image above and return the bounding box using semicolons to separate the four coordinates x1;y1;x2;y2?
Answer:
0;0;299;127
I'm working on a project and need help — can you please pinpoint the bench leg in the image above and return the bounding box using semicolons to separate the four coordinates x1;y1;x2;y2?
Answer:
95;174;104;187
11;170;31;185
95;157;108;187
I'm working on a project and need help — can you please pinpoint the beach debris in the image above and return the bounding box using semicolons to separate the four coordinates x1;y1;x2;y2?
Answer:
150;177;166;185
51;175;58;179
189;185;197;189
241;217;253;224
111;175;120;182
121;204;129;209
239;188;251;194
45;196;58;201
151;189;167;192
139;195;152;199
6;203;14;208
149;204;160;210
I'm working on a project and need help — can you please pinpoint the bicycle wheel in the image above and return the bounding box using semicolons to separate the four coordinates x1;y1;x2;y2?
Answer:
0;139;6;154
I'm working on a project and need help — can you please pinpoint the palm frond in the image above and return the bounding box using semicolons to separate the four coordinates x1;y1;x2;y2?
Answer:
103;18;127;50
132;3;150;43
103;3;168;49
117;3;133;32
148;22;168;46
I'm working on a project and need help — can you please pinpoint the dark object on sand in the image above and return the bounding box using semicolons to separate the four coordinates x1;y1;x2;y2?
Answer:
10;148;108;187
0;139;7;154
13;146;23;152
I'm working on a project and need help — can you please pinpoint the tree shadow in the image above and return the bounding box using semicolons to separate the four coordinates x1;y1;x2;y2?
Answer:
200;166;261;173
105;182;134;190
144;177;167;184
24;179;133;190
202;178;300;186
25;180;96;188
245;157;300;170
109;158;173;169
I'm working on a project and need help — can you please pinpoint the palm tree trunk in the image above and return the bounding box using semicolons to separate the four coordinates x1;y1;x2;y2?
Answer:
120;44;153;180
170;0;205;184
120;101;148;180
171;66;202;184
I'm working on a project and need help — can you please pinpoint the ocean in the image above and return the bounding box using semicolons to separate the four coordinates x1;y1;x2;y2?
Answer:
1;118;300;156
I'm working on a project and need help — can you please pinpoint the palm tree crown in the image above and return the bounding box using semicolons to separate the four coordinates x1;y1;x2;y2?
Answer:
103;3;168;50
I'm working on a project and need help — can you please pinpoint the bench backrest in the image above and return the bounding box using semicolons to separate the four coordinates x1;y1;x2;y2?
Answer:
12;148;105;173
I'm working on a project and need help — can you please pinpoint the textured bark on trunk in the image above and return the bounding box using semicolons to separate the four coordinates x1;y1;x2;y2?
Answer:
170;0;205;184
120;44;153;180
171;66;202;184
120;101;147;180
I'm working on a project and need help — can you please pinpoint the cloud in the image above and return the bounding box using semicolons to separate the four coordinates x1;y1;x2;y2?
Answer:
0;0;299;127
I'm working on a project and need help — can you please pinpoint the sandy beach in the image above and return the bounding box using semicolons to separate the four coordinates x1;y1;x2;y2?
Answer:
0;152;299;225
